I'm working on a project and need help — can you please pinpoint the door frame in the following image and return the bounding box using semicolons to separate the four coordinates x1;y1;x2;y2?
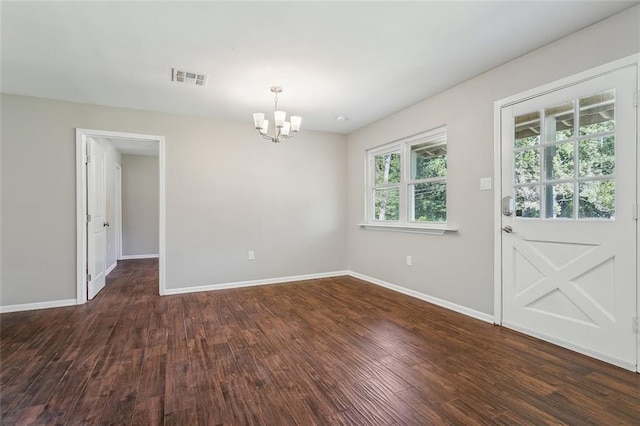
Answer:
76;128;166;304
493;54;639;371
115;163;123;262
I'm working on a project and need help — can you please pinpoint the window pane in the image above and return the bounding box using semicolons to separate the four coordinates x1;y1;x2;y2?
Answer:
374;152;401;185
411;143;446;180
579;90;615;136
514;149;540;184
410;182;446;222
514;111;540;148
578;136;615;178
515;185;540;218
545;183;574;219
578;180;615;219
374;188;399;221
545;101;574;142
544;143;573;181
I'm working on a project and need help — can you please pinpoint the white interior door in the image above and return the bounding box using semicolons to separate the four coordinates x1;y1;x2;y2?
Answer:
87;137;107;299
500;66;637;370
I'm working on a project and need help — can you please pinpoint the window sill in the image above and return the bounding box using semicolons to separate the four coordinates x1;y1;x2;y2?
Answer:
358;223;458;235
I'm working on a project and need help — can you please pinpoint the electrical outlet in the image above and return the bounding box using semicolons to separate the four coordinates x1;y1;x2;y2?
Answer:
248;251;255;261
406;255;412;266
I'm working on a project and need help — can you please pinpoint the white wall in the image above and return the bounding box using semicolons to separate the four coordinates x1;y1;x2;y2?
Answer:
121;154;159;257
346;6;640;316
0;97;347;306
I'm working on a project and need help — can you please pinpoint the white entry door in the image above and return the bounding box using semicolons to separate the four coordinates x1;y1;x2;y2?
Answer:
87;137;107;299
500;66;637;369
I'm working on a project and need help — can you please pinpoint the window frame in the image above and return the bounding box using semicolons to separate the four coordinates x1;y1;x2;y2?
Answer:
364;126;456;234
369;144;402;223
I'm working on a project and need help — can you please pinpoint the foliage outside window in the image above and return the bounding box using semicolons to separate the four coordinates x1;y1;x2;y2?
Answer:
367;127;447;225
513;90;616;220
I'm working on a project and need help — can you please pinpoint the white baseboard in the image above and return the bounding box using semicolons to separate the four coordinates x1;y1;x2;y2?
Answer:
0;299;77;314
0;271;491;325
164;269;493;324
164;270;350;295
106;262;117;276
347;271;494;324
120;254;159;260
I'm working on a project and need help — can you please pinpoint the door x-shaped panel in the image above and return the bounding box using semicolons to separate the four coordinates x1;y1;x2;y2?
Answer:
512;238;615;328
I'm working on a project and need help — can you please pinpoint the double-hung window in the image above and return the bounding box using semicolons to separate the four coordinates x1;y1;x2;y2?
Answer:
366;126;448;229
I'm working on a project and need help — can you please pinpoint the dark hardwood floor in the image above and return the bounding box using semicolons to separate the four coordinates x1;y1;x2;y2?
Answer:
1;259;639;425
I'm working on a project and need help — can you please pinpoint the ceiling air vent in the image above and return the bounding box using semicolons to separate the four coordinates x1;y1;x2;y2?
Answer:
172;68;207;87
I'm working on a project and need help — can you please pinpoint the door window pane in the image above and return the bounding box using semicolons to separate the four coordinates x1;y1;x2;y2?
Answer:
514;112;540;148
578;180;615;219
410;143;446;180
578;136;615;178
545;183;574;219
515;185;540;218
374;152;401;185
374;188;400;221
514;149;540;184
544;143;574;181
579;90;615;136
410;182;446;222
513;89;618;222
545;101;574;142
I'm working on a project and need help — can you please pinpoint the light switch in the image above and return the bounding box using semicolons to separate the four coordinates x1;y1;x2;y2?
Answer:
480;177;492;191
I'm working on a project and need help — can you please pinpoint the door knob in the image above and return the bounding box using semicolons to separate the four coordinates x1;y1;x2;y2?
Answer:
501;225;513;233
103;222;110;227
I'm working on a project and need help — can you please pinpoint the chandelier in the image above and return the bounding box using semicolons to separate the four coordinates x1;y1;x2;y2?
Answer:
252;86;302;143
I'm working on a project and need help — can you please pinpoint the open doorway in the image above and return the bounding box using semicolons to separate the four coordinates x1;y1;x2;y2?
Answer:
116;144;160;262
76;129;166;304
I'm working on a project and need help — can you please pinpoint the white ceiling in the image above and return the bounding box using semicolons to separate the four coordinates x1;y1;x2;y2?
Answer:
2;1;637;134
108;138;159;157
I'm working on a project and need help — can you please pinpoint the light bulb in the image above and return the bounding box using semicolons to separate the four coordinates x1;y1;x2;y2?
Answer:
281;122;291;136
290;116;302;132
274;111;286;127
252;113;264;129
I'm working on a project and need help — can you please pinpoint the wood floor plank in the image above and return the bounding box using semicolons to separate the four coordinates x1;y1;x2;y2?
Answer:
1;258;639;424
33;366;91;424
131;394;164;426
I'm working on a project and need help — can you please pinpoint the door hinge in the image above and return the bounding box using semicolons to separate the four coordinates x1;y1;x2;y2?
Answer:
86;154;90;164
632;204;638;220
87;274;92;282
633;91;638;108
87;214;92;222
633;317;639;334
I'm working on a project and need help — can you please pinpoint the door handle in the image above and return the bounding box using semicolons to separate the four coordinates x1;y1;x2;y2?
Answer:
103;222;110;227
501;225;513;233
